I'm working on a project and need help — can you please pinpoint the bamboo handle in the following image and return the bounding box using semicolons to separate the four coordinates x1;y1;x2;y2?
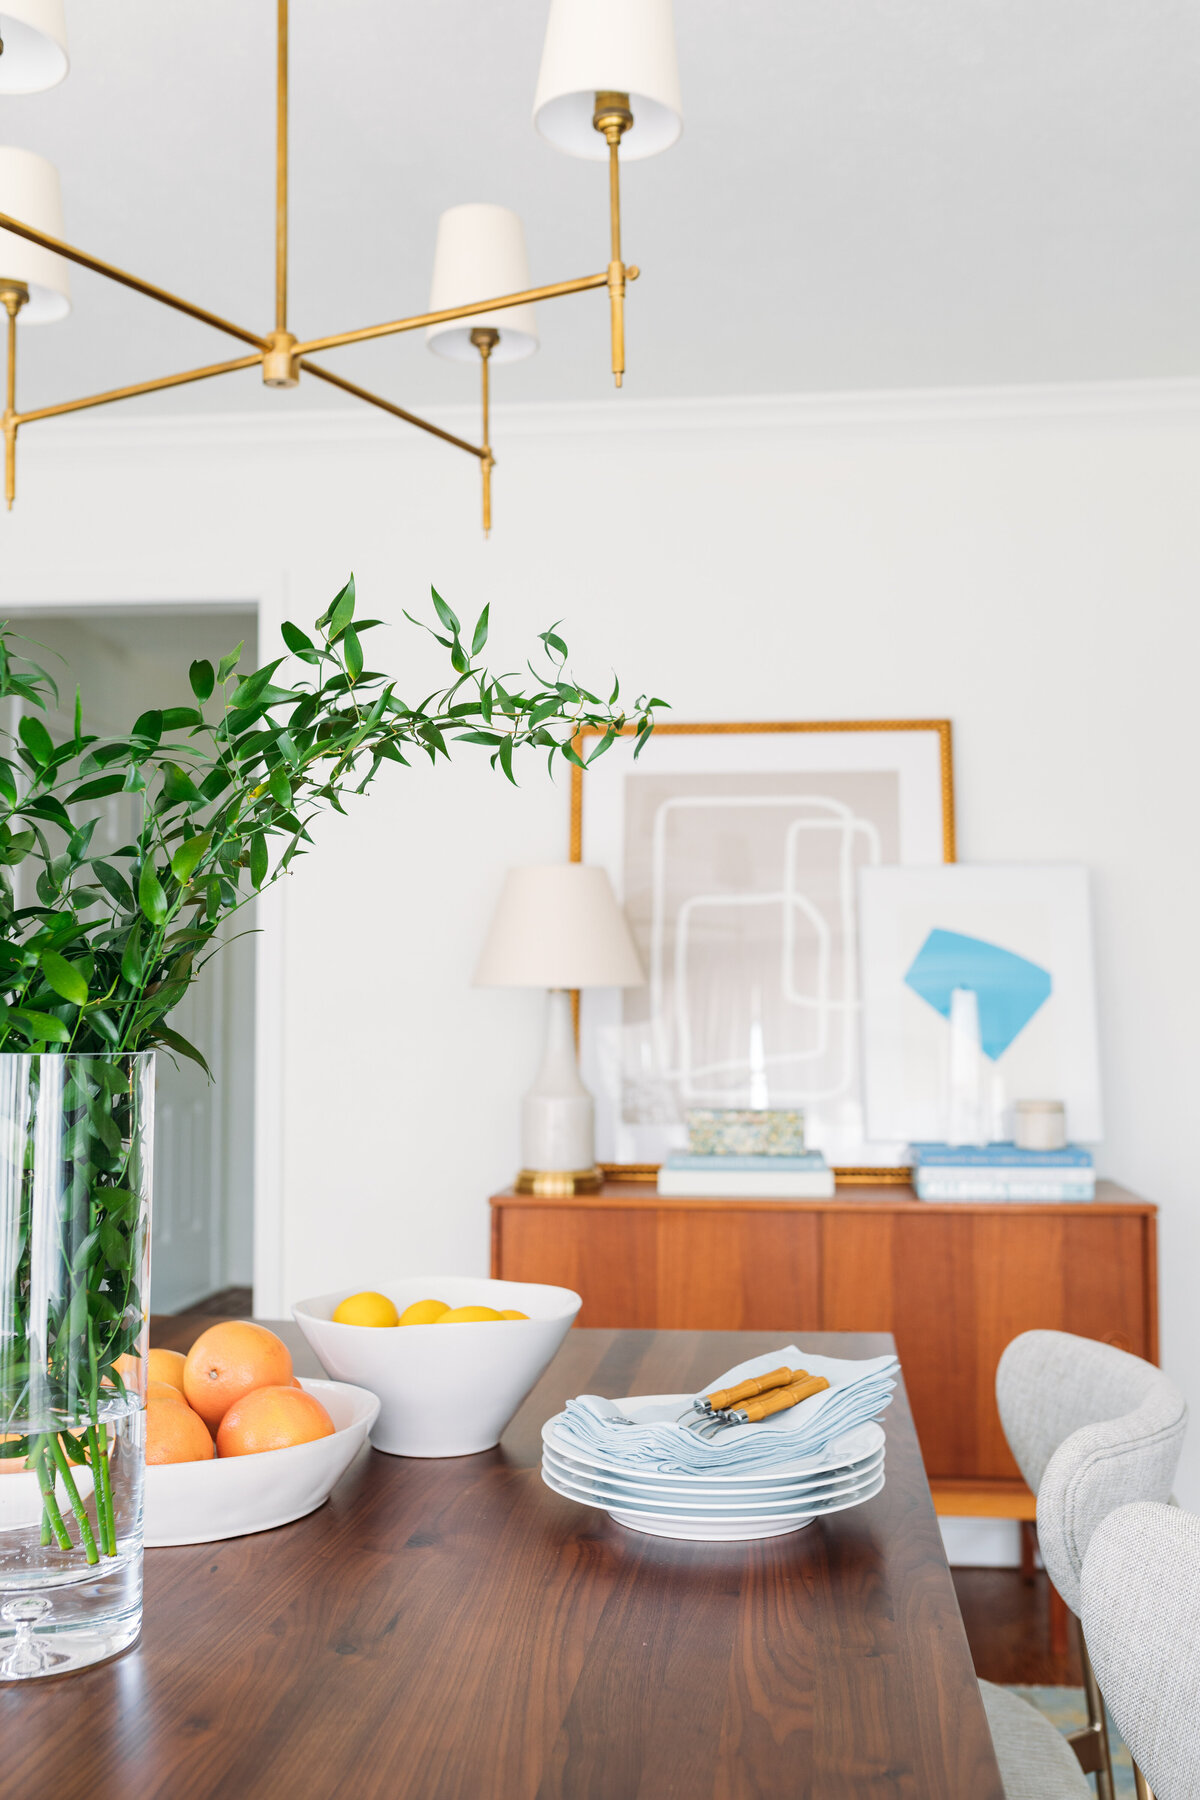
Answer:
704;1367;801;1413
736;1375;830;1423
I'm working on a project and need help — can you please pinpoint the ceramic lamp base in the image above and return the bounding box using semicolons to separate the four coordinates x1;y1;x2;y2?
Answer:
514;1166;604;1196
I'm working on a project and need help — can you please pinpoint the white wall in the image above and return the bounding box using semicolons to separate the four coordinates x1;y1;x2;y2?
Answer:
2;383;1198;1504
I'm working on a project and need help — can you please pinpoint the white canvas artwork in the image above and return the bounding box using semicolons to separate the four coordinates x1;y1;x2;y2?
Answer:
858;863;1103;1145
576;725;952;1169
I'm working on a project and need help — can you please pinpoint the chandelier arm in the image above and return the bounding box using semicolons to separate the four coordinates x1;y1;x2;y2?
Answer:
293;270;614;358
0;212;269;350
276;0;289;335
299;359;487;459
15;354;264;427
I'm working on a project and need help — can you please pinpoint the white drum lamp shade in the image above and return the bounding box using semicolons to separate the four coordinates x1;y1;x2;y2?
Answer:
0;0;68;95
426;204;539;364
533;0;682;162
0;146;70;321
474;864;642;990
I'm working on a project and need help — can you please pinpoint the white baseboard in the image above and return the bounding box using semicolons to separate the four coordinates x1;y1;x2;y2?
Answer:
939;1517;1022;1568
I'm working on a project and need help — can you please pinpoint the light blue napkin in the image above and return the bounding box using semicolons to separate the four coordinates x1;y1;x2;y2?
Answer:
554;1346;898;1474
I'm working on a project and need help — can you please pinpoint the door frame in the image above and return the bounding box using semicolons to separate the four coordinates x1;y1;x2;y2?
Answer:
0;571;290;1316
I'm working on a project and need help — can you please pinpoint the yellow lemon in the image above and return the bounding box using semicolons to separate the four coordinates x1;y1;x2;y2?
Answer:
497;1310;530;1321
397;1298;451;1326
436;1306;503;1324
332;1290;400;1328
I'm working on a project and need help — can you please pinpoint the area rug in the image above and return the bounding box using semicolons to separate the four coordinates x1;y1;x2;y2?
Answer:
1008;1688;1136;1796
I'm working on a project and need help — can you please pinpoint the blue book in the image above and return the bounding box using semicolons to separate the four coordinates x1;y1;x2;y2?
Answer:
664;1151;828;1173
911;1141;1093;1169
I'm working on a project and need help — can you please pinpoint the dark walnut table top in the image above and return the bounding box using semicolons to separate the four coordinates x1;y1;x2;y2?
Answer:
3;1324;1003;1800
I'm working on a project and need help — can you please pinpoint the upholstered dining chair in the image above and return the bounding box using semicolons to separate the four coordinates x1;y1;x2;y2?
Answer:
1081;1501;1200;1800
990;1330;1187;1800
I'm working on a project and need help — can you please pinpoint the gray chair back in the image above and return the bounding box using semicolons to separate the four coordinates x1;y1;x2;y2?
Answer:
1081;1501;1200;1800
996;1330;1187;1613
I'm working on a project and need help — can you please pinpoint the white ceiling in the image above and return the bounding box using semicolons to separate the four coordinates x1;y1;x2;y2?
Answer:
2;0;1197;420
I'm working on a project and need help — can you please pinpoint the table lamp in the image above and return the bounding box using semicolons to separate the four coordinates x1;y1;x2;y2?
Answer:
475;864;643;1195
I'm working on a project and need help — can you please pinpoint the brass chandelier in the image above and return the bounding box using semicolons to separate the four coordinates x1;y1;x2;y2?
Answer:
0;0;682;528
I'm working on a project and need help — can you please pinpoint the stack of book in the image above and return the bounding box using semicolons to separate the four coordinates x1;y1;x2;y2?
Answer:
656;1150;835;1199
910;1142;1095;1202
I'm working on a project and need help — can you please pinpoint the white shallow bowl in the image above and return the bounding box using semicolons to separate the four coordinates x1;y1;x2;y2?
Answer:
541;1457;884;1520
143;1377;379;1547
293;1278;581;1457
543;1411;881;1483
542;1441;885;1503
541;1460;886;1541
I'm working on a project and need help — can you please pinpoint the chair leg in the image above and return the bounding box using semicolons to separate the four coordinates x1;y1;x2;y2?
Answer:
1020;1518;1036;1583
1132;1763;1155;1800
1074;1622;1116;1800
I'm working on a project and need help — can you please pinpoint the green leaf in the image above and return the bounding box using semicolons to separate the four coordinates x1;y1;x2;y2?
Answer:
471;604;490;658
63;774;127;806
281;620;314;654
138;863;168;927
131;709;163;746
39;950;88;1006
17;714;53;767
431;587;461;637
497;736;516;785
99;1221;126;1265
343;626;363;681
189;659;215;702
199;767;232;803
161;706;204;731
267;768;293;810
153;1025;212;1079
250;834;268;889
327;584;356;642
217;642;244;685
170;831;212;884
120;926;143;986
231;660;288;712
92;859;134;909
10;1008;71;1043
0;761;17;807
160;763;201;808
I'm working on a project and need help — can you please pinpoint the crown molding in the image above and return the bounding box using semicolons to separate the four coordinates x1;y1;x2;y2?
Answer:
19;378;1200;455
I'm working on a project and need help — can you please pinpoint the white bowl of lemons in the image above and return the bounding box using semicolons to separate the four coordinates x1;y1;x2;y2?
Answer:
292;1277;581;1457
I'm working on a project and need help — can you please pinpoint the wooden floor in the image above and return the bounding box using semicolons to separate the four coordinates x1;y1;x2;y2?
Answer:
955;1568;1082;1686
175;1285;253;1317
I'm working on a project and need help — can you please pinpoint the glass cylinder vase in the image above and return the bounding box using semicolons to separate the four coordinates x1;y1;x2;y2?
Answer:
0;1052;153;1678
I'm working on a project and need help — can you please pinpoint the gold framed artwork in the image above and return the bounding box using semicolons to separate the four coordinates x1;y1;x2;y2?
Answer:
569;720;956;1180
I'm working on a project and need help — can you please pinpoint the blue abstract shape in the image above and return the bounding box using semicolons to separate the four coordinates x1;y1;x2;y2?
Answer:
903;928;1052;1061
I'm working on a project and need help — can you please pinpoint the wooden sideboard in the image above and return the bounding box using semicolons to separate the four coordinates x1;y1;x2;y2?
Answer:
490;1180;1158;1518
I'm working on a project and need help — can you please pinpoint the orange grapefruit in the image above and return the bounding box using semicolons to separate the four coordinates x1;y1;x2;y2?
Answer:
216;1386;335;1458
183;1321;293;1430
146;1393;214;1464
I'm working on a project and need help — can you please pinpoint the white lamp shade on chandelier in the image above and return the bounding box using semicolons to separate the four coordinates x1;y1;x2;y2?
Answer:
474;865;643;990
0;145;70;320
533;0;682;162
0;0;68;95
426;204;539;364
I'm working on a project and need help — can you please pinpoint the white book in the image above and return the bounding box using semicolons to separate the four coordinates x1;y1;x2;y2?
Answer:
656;1167;837;1199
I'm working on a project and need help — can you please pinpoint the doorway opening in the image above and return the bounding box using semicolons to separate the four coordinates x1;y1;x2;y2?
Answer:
6;604;259;1316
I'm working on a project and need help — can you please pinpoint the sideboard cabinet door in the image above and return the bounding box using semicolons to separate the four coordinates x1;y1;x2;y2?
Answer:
819;1210;1155;1482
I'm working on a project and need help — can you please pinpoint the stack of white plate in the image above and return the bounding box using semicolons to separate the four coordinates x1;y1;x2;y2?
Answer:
541;1394;886;1542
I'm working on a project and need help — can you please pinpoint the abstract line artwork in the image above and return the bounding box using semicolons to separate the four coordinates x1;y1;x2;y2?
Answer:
573;724;954;1172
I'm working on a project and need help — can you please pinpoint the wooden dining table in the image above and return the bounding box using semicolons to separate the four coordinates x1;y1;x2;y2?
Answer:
3;1323;1003;1799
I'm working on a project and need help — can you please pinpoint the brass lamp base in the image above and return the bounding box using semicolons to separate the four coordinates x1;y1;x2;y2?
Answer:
514;1167;604;1197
